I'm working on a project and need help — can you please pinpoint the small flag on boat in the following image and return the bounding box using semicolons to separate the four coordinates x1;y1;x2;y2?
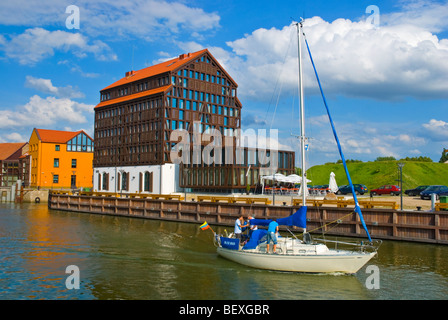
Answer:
200;221;210;230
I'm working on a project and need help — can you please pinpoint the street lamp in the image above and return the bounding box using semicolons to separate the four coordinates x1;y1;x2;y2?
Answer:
398;163;404;211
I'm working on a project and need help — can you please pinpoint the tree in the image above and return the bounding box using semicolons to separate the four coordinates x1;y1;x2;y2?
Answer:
374;156;396;162
440;148;448;163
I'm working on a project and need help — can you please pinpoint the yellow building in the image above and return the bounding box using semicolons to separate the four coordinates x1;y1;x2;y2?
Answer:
29;128;94;189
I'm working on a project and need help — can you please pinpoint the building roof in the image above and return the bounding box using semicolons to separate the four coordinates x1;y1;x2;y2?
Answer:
33;128;91;143
101;49;208;91
95;85;172;109
0;143;27;161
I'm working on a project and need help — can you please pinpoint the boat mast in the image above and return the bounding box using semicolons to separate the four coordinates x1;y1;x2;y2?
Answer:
297;21;306;207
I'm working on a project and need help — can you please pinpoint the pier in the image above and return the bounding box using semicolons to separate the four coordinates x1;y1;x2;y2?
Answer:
48;192;448;245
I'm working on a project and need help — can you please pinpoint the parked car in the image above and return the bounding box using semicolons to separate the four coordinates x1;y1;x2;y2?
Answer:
420;185;448;200
310;185;330;194
336;184;368;195
370;185;401;196
405;185;429;197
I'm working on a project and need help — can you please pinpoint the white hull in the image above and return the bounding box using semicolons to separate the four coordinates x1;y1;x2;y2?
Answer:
217;245;376;274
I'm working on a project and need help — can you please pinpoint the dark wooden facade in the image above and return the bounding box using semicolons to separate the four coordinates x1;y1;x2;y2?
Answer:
94;49;294;191
94;49;241;167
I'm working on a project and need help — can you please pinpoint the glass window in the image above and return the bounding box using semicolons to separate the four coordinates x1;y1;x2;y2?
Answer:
54;158;59;168
53;174;59;184
144;172;152;192
71;159;77;168
66;132;93;153
55;145;60;151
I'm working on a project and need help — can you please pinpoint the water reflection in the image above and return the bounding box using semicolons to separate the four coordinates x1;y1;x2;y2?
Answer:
0;203;447;300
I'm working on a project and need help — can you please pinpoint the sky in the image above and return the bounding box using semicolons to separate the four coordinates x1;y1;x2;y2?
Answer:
0;0;447;168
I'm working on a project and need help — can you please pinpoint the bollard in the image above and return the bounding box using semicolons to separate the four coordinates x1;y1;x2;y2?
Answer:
431;193;436;211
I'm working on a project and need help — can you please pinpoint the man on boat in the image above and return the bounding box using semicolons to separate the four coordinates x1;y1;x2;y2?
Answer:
248;216;257;237
266;219;279;254
234;215;249;241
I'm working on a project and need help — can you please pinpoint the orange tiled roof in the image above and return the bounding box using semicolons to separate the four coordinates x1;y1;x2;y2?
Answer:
95;85;172;109
0;143;27;161
34;129;85;143
101;49;208;91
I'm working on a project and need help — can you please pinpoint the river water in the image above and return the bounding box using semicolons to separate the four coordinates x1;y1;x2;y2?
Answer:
0;202;447;300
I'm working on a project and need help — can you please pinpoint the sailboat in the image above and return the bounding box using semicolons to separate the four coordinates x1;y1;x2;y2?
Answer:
214;20;381;274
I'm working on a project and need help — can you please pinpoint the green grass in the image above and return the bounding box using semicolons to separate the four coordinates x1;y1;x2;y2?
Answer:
305;161;448;191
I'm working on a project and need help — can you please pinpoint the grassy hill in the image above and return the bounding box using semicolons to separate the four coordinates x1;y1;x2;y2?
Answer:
305;161;448;191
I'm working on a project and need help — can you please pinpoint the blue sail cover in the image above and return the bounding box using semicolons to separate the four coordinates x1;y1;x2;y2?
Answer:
242;229;267;249
249;219;271;227
303;35;372;242
277;206;307;228
249;207;307;229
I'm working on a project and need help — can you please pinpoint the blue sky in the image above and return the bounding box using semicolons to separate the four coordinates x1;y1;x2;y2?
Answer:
0;0;447;168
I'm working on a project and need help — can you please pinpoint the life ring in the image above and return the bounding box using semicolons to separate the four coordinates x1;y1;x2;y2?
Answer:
35;197;41;203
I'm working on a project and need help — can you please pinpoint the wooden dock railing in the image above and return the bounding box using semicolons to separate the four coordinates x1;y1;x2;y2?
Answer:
48;192;448;244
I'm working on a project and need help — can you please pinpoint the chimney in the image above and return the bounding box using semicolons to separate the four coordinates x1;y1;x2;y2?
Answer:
125;70;135;77
179;53;186;59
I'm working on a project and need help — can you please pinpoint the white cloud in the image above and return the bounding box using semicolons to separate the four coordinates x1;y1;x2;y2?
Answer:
382;0;448;33
193;2;448;102
0;0;220;40
0;28;117;65
0;132;28;143
0;95;94;129
422;119;448;141
25;76;85;99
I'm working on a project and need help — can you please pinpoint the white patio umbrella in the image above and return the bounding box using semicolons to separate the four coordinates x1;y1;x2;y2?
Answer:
329;172;338;193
